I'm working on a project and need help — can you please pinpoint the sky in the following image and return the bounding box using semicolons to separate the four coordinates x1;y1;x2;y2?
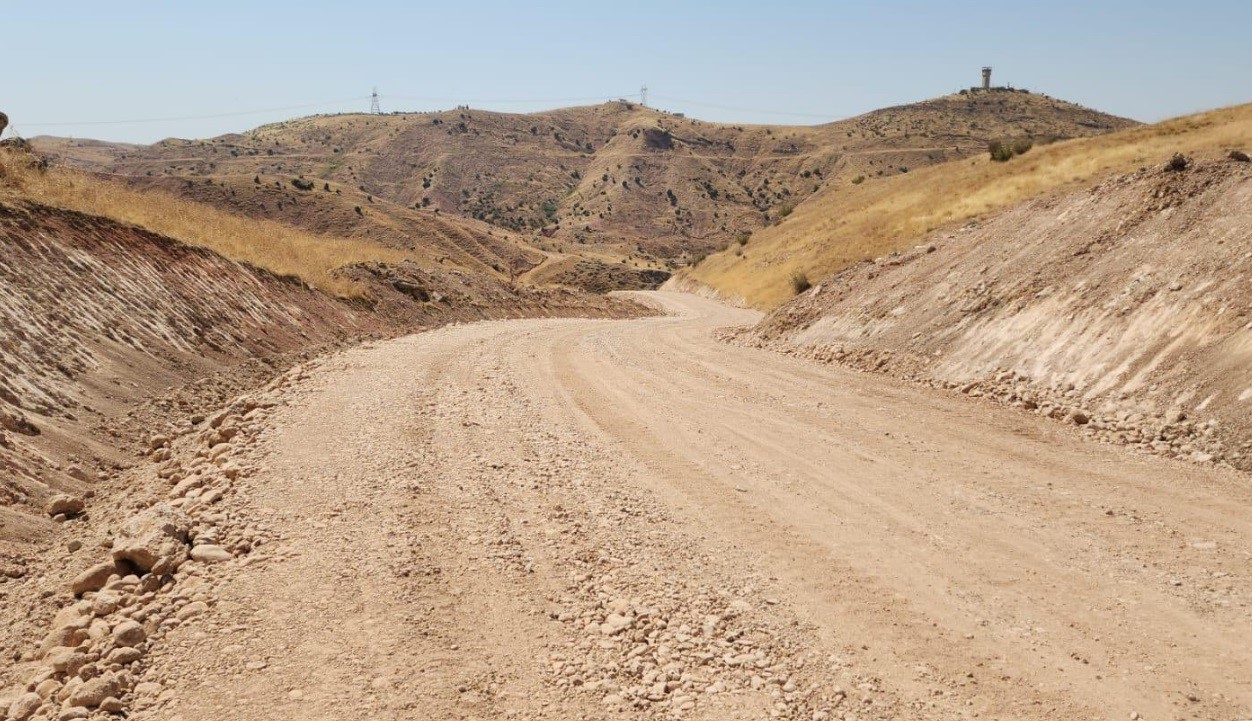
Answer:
4;0;1250;144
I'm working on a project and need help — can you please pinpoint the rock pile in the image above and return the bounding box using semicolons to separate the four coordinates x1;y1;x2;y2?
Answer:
1;363;312;721
728;328;1245;472
547;576;835;719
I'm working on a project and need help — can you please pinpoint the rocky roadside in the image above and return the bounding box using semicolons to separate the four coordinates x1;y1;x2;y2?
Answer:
724;331;1246;473
0;361;315;721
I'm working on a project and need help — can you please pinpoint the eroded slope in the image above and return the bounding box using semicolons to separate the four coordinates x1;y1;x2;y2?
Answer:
739;155;1252;469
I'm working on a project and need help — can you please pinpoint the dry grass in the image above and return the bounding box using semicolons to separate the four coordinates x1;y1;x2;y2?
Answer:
686;102;1252;309
0;150;410;297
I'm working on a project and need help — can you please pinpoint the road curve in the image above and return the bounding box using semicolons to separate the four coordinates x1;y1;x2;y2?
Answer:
139;291;1252;721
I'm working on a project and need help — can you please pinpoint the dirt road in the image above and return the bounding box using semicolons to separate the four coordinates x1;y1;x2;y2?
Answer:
130;292;1252;721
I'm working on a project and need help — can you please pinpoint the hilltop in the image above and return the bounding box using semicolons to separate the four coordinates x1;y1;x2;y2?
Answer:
36;90;1134;288
678;102;1252;307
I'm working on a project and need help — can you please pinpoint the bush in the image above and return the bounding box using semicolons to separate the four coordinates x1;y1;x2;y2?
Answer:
789;270;812;295
778;203;794;218
735;232;751;246
1229;149;1250;163
1166;153;1191;172
851;175;865;185
988;140;1015;162
1011;139;1034;155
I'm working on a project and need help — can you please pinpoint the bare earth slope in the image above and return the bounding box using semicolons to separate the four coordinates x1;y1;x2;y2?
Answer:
0;195;642;576
738;155;1252;471
35;92;1135;276
5;292;1249;721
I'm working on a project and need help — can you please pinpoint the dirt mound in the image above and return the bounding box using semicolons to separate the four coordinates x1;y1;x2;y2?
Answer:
736;154;1252;470
527;257;671;293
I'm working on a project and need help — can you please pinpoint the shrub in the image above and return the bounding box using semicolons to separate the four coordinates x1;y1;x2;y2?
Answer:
1011;139;1034;155
851;175;865;185
1229;149;1250;162
1166;153;1191;172
988;140;1015;162
735;232;751;246
789;270;812;295
778;203;794;218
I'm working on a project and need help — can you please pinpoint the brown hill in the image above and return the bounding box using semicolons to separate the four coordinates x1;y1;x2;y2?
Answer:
732;153;1252;471
35;91;1134;283
678;102;1252;308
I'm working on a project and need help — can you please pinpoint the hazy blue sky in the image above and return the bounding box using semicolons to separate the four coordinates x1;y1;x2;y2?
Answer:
5;1;1250;143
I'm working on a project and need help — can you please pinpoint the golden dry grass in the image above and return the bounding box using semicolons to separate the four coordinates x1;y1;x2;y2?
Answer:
0;150;410;297
686;102;1252;309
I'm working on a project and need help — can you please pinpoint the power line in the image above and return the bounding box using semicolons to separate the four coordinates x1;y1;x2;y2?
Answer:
20;97;373;128
383;92;641;105
15;89;841;131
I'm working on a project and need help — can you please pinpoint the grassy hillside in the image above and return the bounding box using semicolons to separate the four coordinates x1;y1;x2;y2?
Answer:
35;91;1133;277
682;102;1252;308
0;147;409;297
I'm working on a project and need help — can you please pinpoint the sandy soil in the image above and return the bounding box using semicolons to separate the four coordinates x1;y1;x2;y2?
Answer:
9;292;1251;721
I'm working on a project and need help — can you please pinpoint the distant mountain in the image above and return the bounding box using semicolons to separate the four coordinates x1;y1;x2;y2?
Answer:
36;91;1135;283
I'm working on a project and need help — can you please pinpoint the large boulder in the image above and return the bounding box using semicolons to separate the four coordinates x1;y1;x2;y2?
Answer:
110;503;191;574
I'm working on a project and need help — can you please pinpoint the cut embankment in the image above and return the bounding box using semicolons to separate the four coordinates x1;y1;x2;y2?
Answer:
734;155;1252;470
0;193;646;554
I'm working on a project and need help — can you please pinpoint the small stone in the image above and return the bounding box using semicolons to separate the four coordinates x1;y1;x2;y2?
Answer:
35;679;61;700
91;592;121;616
601;613;633;635
66;672;120;708
176;601;209;621
46;494;85;518
133;682;163;698
189;545;232;563
7;692;42;721
98;697;126;713
111;620;146;647
105;646;144;665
